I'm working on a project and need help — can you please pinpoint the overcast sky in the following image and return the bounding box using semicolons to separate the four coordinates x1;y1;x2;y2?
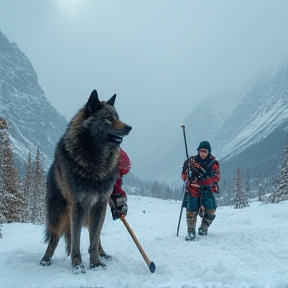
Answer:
1;0;288;134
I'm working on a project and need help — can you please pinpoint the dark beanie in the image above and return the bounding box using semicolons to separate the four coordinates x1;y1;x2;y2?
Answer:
197;141;211;153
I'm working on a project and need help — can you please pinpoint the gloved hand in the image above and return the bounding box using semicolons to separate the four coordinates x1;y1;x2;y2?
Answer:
198;167;216;179
109;194;128;220
199;170;209;179
211;183;218;193
189;159;203;170
188;167;202;180
189;159;206;179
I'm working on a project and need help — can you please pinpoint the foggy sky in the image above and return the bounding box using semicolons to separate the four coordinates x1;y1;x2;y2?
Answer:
1;0;288;136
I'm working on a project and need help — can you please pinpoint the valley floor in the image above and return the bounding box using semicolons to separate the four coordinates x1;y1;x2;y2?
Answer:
0;196;288;288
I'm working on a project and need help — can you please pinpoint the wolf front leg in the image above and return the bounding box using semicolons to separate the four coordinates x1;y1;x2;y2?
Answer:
70;202;85;273
88;200;108;269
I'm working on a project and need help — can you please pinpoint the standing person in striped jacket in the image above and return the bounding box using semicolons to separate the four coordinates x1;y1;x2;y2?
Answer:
181;141;220;241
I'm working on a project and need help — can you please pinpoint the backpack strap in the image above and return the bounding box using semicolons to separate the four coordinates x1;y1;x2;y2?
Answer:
206;158;216;169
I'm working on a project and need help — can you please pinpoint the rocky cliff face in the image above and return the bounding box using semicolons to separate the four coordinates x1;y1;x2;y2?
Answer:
0;30;67;175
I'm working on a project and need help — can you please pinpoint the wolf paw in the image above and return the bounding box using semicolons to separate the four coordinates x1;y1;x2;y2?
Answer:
90;260;107;270
100;254;112;261
71;263;85;274
40;259;52;266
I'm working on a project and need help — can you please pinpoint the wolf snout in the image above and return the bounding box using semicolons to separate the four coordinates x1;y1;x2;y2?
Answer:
125;124;132;133
108;124;131;144
119;123;132;137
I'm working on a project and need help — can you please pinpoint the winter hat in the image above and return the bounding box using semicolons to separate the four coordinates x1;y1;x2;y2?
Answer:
197;141;211;153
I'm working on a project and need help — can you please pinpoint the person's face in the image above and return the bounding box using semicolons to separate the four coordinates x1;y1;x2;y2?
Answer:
199;149;209;159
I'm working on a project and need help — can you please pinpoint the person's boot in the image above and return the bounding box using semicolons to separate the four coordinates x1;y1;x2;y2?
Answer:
198;219;209;235
185;230;196;241
185;210;197;241
198;209;216;236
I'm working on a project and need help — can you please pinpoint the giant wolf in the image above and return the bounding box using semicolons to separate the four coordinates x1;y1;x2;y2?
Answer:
40;90;132;272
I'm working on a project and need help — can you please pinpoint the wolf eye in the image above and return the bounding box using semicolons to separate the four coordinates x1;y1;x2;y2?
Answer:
105;115;114;122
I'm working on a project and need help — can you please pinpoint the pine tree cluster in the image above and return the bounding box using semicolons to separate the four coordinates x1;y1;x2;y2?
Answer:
270;139;288;203
218;135;288;207
0;117;46;233
123;172;183;201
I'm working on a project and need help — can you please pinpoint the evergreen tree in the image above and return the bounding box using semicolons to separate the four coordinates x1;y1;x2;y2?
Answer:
23;151;32;222
233;166;249;209
246;167;251;197
0;209;4;238
0;119;5;223
217;176;234;207
0;117;24;222
151;181;160;198
164;185;171;200
30;147;46;224
271;138;288;203
227;173;235;206
0;125;5;224
258;183;264;202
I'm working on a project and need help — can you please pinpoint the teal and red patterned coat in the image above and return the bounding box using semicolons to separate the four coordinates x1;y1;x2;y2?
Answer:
181;153;220;197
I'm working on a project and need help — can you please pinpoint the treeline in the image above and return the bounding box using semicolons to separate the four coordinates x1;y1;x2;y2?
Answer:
123;137;288;210
218;168;274;207
123;172;184;201
218;136;288;208
0;117;46;232
1;116;288;237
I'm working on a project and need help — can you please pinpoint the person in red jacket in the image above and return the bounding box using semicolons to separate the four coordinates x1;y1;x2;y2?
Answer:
109;148;131;220
181;141;220;240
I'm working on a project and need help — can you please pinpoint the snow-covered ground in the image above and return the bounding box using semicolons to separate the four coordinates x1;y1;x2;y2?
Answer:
0;196;288;288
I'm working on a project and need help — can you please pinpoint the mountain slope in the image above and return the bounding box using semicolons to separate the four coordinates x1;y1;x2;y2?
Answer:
214;65;288;161
130;62;288;188
0;30;67;174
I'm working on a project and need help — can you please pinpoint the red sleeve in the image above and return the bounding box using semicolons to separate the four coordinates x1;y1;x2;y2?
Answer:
210;163;220;182
111;178;127;198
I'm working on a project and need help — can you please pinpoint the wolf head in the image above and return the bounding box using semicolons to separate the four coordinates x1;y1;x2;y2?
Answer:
83;90;132;146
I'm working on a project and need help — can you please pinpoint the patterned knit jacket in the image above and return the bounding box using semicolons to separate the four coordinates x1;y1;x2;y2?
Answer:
181;153;220;197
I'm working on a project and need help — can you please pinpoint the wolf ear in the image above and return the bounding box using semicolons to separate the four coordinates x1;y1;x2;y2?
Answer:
106;94;116;107
86;90;102;114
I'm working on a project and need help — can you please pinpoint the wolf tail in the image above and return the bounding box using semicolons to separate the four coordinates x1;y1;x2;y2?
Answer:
64;230;71;256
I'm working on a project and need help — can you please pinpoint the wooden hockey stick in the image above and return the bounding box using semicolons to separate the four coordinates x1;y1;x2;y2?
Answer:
120;215;156;273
